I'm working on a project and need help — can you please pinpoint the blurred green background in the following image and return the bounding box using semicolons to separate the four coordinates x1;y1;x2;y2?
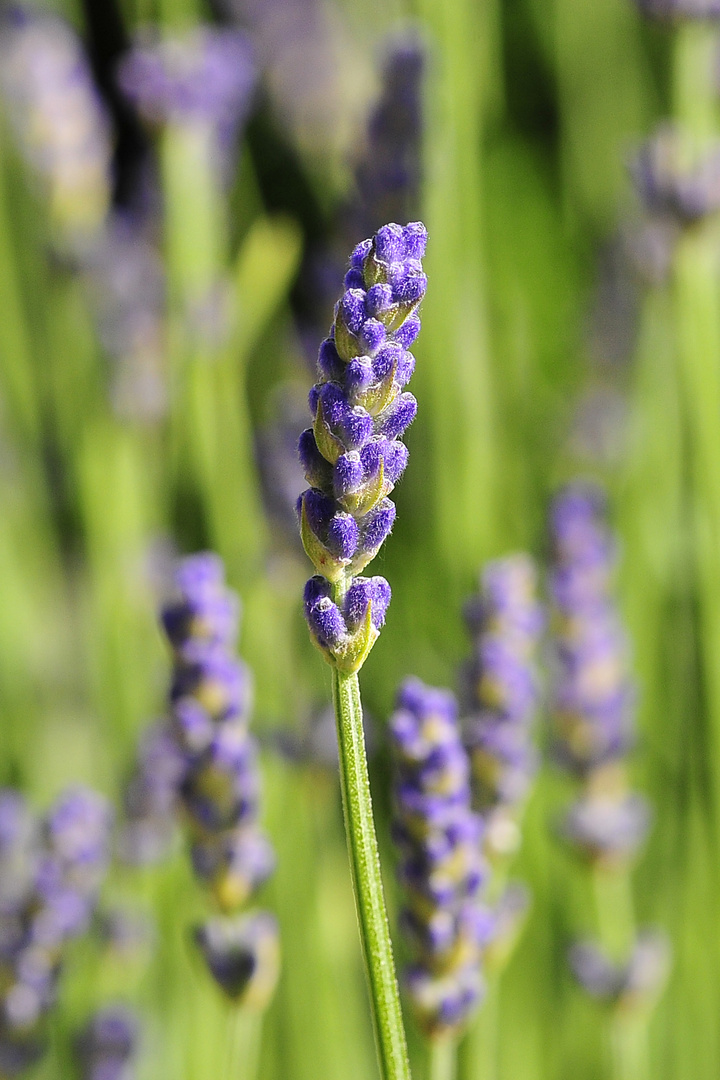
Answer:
0;0;719;1076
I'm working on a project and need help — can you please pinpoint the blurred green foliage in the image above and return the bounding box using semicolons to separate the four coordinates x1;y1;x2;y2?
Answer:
0;0;718;1077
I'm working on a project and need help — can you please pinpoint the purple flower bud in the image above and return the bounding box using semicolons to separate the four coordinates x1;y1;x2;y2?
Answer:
397;315;424;352
404;222;428;260
358;318;386;354
344;576;391;631
298;428;333;491
316;383;374;450
317;338;344;381
338;289;367;334
365;284;395;317
303;577;346;648
345;357;376;397
350;239;373;268
358;499;396;558
333;452;365;498
377;392;417;439
344;268;365;290
375;223;406;264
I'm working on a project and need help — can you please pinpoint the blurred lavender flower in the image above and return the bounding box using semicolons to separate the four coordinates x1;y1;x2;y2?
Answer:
195;910;280;1008
560;767;651;869
548;484;661;1002
82;214;167;422
298;33;426;366
570;931;671;1011
460;555;543;863
298;221;427;672
155;552;279;1004
117;27;255;175
389;678;488;1038
0;6;112;247
631;126;720;223
119;722;185;866
633;0;720;17
75;1006;139;1080
255;383;310;551
349;34;425;243
548;484;637;782
219;0;360;161
0;787;112;1076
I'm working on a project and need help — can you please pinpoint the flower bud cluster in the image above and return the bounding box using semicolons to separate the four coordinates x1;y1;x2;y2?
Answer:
298;221;427;672
549;483;650;866
0;7;112;244
158;552;279;1006
460;555;543;863
389;678;489;1038
75;1006;139;1080
0;787;112;1076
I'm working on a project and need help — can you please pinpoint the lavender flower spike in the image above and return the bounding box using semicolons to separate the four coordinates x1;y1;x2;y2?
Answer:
460;555;543;863
390;678;487;1038
298;221;427;672
156;553;279;1005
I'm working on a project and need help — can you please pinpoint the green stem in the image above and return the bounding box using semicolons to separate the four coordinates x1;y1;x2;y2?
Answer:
592;867;649;1080
428;1038;457;1080
226;1006;262;1080
459;976;498;1080
330;625;412;1080
670;23;720;852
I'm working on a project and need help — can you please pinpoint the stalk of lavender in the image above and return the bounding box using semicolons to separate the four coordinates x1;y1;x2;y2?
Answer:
388;679;487;1080
156;553;279;1076
631;0;720;858
0;787;113;1077
548;485;668;1080
298;222;427;1080
458;556;543;1080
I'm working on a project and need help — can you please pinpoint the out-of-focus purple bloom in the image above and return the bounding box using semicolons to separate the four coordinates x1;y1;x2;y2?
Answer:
119;723;186;866
150;553;279;1001
0;788;112;1075
570;930;671;1010
560;787;651;867
75;1006;139;1080
255;384;309;551
0;6;112;244
548;484;636;779
194;910;280;1007
460;555;543;863
298;222;426;672
158;554;274;905
82;214;167;422
631;127;720;224
118;27;256;163
389;678;487;1038
219;0;358;161
633;0;720;17
349;34;425;244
